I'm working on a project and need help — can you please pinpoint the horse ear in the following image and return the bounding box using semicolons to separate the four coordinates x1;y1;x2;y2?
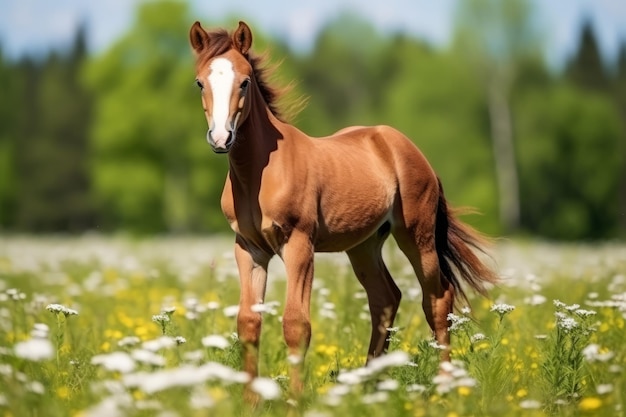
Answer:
233;21;252;55
190;21;210;55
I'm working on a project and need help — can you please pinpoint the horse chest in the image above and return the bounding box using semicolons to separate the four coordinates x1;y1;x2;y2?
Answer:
221;185;289;254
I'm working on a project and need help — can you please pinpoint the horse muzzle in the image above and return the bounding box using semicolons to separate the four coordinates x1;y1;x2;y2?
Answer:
207;128;235;153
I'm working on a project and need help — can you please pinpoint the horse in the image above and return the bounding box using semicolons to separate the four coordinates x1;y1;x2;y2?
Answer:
189;20;498;399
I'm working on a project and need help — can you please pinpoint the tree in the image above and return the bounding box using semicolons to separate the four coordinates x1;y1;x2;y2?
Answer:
614;42;626;237
516;85;621;239
453;0;541;234
12;26;94;231
565;20;609;92
0;47;18;229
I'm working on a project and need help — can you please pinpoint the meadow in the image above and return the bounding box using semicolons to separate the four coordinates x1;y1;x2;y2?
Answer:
0;236;624;416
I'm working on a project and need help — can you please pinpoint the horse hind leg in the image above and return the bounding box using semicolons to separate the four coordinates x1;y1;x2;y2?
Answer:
346;223;402;361
393;226;454;362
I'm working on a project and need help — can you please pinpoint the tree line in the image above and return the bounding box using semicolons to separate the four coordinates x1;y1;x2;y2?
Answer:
0;0;624;240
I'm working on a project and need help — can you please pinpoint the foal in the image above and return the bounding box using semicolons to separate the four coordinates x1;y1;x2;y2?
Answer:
189;20;497;398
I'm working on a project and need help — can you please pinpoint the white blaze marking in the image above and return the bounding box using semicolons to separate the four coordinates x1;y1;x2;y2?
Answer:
207;58;235;146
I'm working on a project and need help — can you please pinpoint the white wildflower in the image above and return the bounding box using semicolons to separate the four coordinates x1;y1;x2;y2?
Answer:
447;313;470;331
361;391;389;404
461;306;471;315
91;351;136;373
251;303;278;315
336;369;364;385
151;314;170;324
201;335;230;349
142;336;176;352
183;350;204;363
367;351;409;373
250;377;281;400
519;399;542;409
206;301;220;310
429;340;448;350
524;294;547;305
123;363;249;394
556;316;578;332
377;379;399;391
46;303;78;316
31;323;49;339
287;354;302;365
131;349;166;367
470;333;487;343
161;306;176;315
14;338;54;361
574;309;596;318
223;305;239;317
406;384;427;393
327;384;351;397
174;336;186;345
26;381;45;394
596;384;613;395
117;336;141;348
582;344;614;363
490;303;515;315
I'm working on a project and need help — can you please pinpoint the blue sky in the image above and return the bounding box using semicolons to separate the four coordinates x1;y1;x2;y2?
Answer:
1;0;625;69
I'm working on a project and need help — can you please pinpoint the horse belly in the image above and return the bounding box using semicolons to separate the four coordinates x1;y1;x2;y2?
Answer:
314;187;394;252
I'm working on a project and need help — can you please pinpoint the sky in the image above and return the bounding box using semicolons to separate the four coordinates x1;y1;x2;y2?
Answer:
1;0;625;69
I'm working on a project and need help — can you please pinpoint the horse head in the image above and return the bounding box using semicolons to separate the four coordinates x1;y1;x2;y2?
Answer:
189;21;254;153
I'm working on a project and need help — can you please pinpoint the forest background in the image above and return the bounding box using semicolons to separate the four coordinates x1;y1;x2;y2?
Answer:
0;0;624;241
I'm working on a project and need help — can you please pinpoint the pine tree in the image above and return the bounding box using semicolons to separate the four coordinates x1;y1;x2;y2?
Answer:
14;24;95;231
615;42;626;237
566;20;609;91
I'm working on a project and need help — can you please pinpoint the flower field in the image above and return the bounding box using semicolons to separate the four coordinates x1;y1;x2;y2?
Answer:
0;236;625;416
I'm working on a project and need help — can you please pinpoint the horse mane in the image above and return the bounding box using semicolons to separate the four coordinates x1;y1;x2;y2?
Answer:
197;28;294;122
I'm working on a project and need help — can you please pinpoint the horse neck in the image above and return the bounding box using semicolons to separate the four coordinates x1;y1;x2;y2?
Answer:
228;82;283;185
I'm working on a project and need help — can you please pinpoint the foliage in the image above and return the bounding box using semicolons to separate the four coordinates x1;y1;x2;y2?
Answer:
0;237;625;416
0;0;624;239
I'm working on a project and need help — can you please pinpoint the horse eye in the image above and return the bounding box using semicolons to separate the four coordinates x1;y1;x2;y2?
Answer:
240;79;250;90
195;79;204;89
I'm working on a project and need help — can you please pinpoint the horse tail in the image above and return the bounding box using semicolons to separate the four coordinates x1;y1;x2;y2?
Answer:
434;178;498;304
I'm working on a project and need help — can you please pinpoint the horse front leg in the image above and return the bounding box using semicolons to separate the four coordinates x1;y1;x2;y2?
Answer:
280;230;314;398
234;236;271;403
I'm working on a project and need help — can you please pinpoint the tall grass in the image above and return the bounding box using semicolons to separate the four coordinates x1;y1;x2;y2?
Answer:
0;237;624;416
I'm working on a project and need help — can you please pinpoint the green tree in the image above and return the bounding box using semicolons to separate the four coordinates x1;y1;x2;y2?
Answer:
565;20;609;92
84;1;220;232
13;27;94;231
453;0;542;234
0;47;19;229
613;43;626;237
516;85;621;239
379;35;499;234
294;14;389;136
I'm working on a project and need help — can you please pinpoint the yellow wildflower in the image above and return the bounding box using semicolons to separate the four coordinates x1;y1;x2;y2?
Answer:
56;386;70;399
579;397;602;411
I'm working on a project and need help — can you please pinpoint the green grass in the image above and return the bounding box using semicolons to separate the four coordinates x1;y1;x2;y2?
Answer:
0;236;625;416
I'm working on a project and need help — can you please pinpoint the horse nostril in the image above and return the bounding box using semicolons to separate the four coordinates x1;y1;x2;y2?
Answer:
224;132;234;148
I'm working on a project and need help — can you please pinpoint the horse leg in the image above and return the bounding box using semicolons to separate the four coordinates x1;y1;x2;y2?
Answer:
234;236;271;403
346;229;401;361
394;227;454;363
280;230;314;397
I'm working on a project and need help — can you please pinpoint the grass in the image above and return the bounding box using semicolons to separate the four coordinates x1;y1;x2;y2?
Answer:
0;236;625;416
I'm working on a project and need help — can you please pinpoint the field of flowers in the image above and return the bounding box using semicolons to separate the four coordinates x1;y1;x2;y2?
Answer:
0;236;625;416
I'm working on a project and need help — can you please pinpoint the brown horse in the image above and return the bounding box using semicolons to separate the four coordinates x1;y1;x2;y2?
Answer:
189;21;497;398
